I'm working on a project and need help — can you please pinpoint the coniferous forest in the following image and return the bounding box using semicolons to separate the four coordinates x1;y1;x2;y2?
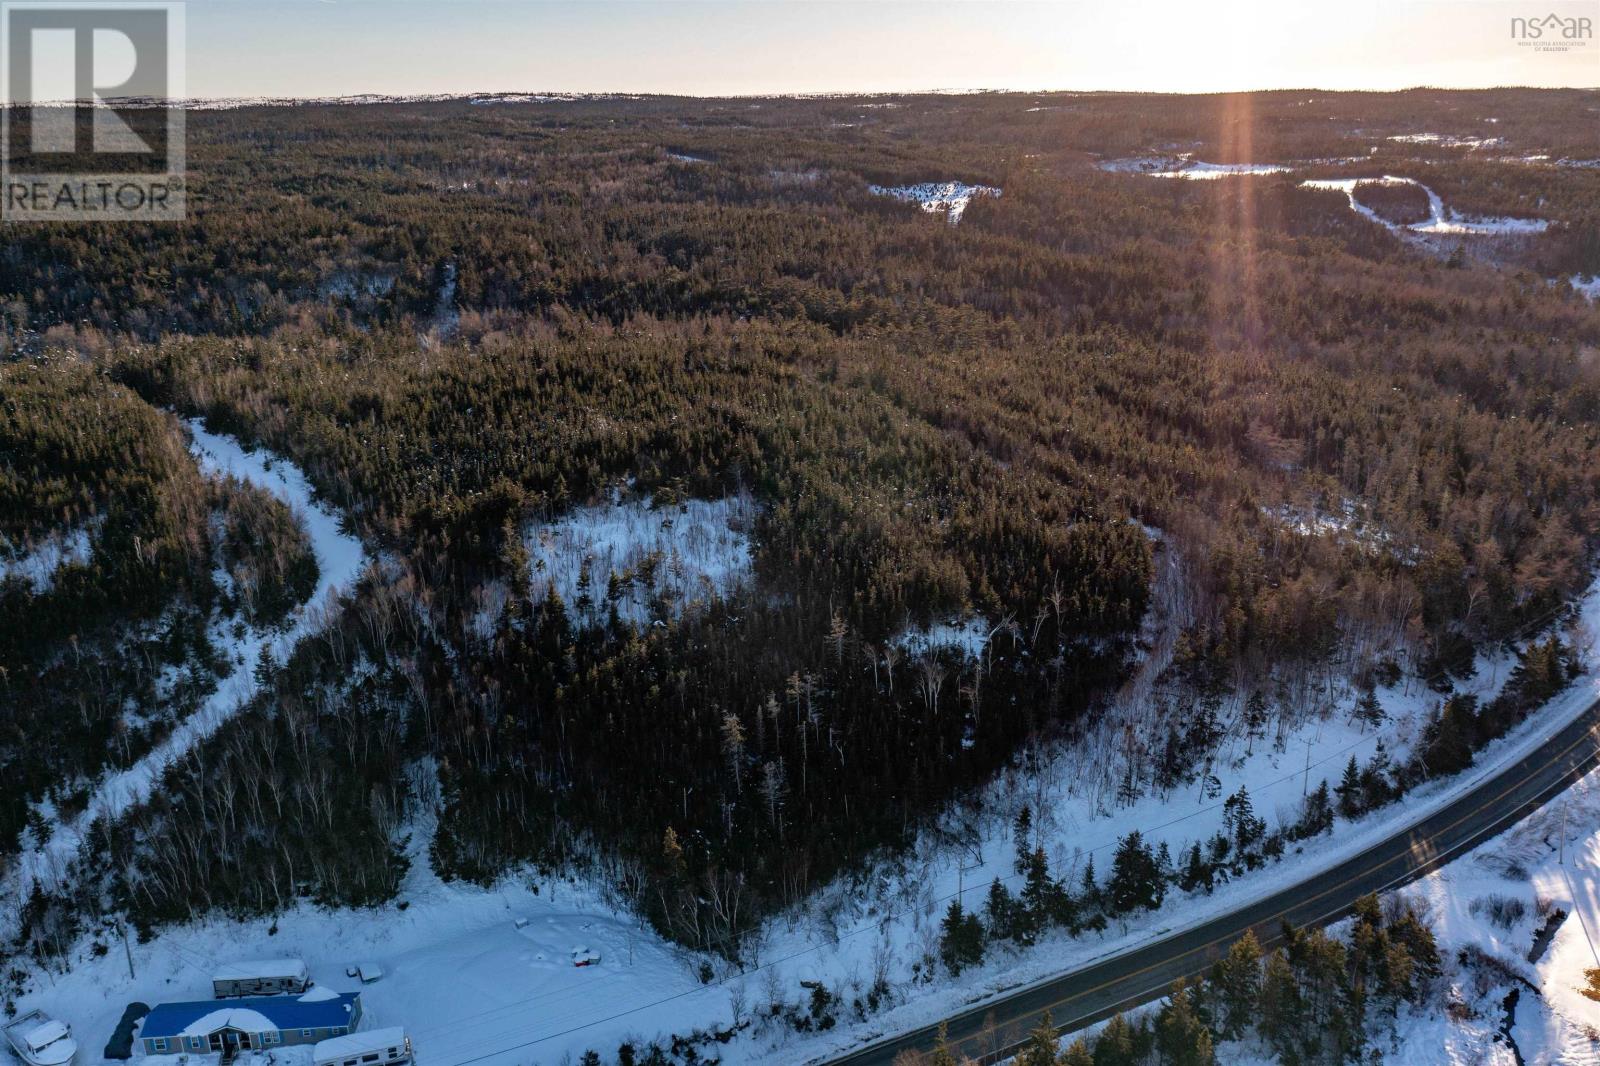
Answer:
3;88;1599;973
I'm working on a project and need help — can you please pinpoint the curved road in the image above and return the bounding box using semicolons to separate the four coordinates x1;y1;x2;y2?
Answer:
823;700;1600;1066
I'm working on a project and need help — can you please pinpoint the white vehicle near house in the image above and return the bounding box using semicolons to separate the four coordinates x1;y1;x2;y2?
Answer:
312;1027;412;1066
3;1011;79;1066
212;958;312;998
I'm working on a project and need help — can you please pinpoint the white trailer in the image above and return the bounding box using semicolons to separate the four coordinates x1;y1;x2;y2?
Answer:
211;958;312;998
313;1028;412;1066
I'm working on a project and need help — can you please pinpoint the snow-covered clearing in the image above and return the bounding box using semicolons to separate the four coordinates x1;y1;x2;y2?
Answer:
5;419;367;903
1263;499;1411;559
1302;176;1551;236
0;519;99;595
1387;133;1504;150
893;617;993;660
1148;161;1291;180
1099;156;1290;179
867;182;1000;225
523;487;759;628
1570;275;1600;302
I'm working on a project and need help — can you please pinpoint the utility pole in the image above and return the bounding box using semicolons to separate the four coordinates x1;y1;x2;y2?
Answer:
1561;802;1568;866
118;919;135;980
1302;739;1314;797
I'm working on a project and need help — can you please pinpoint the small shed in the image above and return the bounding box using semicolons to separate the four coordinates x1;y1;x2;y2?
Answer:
313;1027;412;1066
139;992;361;1056
212;959;312;998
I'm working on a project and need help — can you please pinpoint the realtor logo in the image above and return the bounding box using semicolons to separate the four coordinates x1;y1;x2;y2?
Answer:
1510;11;1593;52
1;2;185;221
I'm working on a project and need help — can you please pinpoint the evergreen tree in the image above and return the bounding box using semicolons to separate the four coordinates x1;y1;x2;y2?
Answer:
1421;695;1478;776
985;878;1019;943
1335;755;1363;818
1155;978;1214;1066
929;1021;959;1066
1108;831;1164;914
1014;804;1034;874
1016;1011;1060;1066
1257;950;1302;1058
1295;781;1334;839
1019;846;1055;943
1244;690;1269;752
1060;1039;1094;1066
1354;686;1386;729
1213;930;1262;1039
1179;844;1212;895
1092;1013;1137;1066
939;900;985;975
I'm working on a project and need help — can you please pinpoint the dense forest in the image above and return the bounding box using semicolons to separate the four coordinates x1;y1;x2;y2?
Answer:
2;88;1599;971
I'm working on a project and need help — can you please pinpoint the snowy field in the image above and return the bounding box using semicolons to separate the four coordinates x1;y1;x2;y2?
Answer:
5;419;368;903
523;487;758;628
867;182;1001;225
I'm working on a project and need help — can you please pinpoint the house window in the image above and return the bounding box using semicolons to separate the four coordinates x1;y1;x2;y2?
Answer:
303;1030;315;1038
263;1033;279;1046
153;1039;168;1052
363;1054;380;1062
191;1038;204;1050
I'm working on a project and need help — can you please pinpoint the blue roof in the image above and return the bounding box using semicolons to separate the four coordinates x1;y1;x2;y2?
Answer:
142;993;360;1038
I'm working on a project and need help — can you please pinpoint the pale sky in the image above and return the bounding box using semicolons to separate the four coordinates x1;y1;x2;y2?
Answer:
181;0;1600;98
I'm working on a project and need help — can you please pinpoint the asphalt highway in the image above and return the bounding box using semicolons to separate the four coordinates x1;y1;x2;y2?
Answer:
823;700;1600;1065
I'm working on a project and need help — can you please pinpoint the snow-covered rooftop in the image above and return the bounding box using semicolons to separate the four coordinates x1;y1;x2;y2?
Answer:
312;1027;406;1062
213;958;309;983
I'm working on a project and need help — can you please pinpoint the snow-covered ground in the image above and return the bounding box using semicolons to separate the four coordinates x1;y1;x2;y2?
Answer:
1393;748;1600;1063
1148;161;1291;180
523;487;758;627
0;519;99;594
1099;155;1290;179
15;845;710;1066
1570;275;1600;302
867;182;1000;225
5;419;367;903
1387;132;1504;150
892;616;994;660
1302;176;1551;236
